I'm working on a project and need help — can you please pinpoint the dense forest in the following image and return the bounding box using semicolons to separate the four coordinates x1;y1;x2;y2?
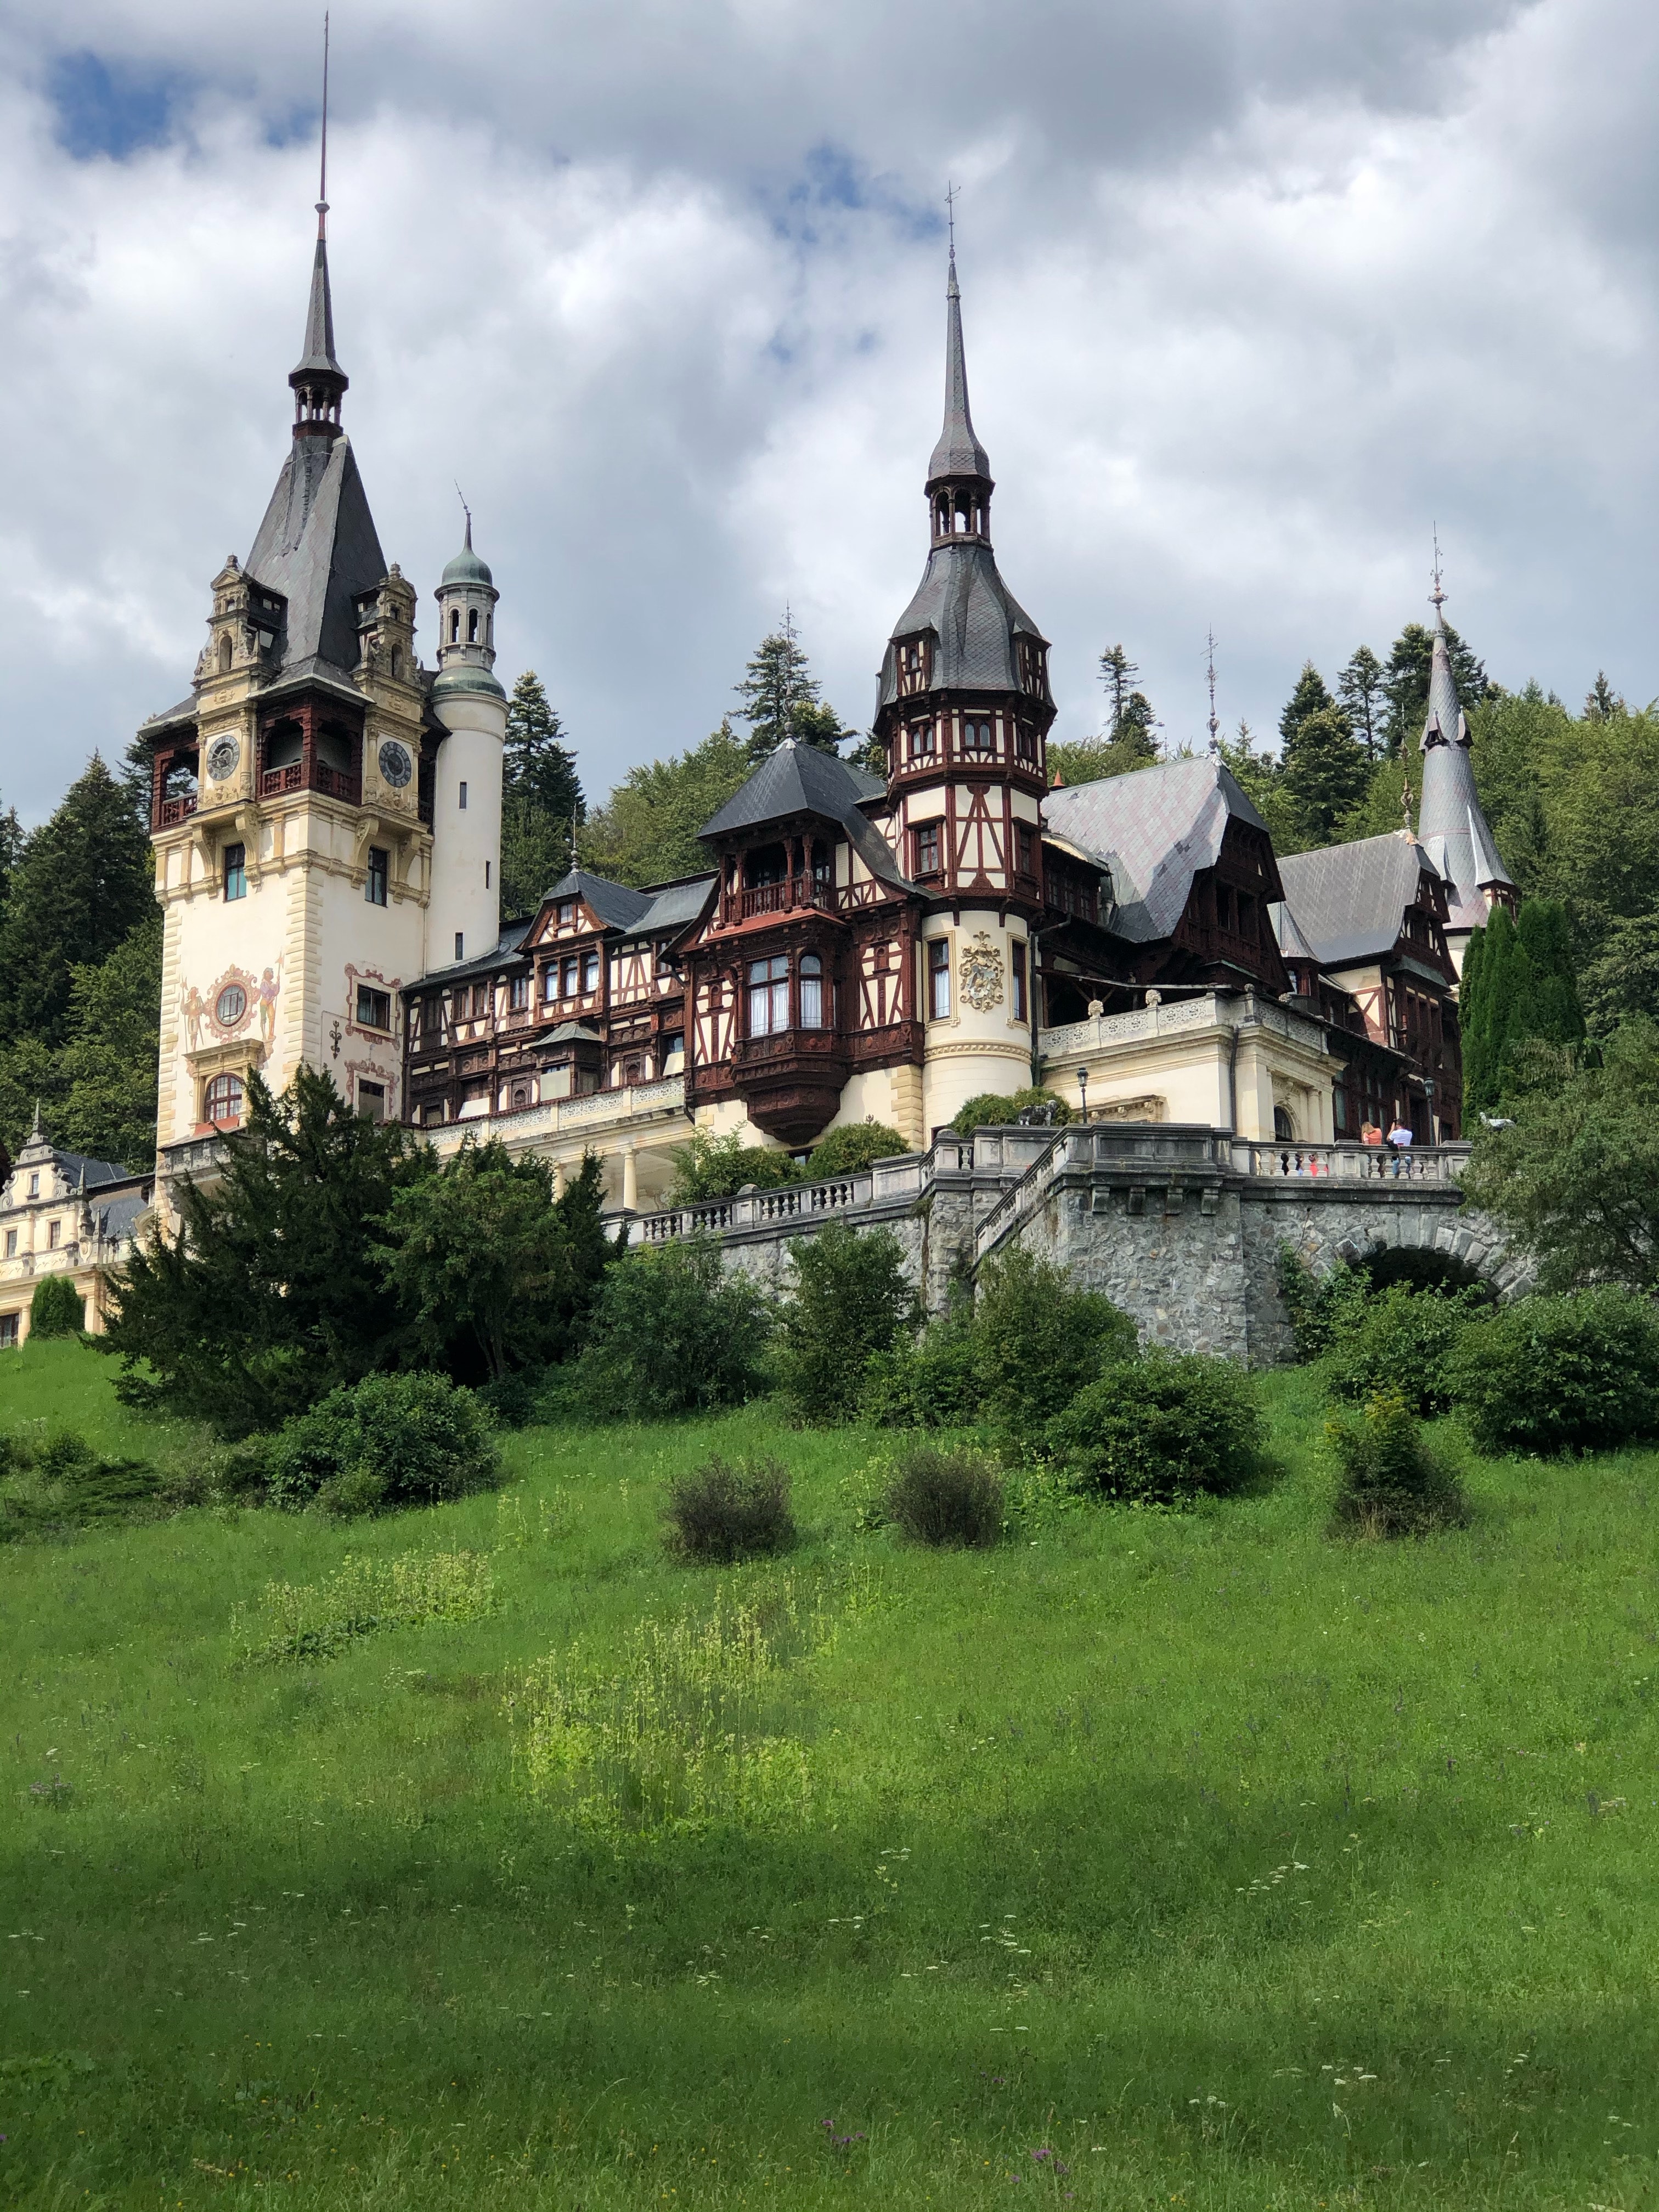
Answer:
1;607;1652;1169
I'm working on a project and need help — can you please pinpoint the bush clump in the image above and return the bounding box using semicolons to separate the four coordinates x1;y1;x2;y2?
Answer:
884;1447;1003;1548
566;1237;771;1420
950;1088;1074;1136
1275;1246;1374;1363
1442;1286;1659;1455
663;1454;796;1564
667;1128;802;1204
774;1222;918;1424
265;1372;501;1514
859;1310;981;1428
0;1429;161;1541
1326;1391;1468;1537
1320;1283;1492;1417
27;1275;84;1340
1045;1349;1263;1505
804;1122;911;1180
973;1248;1137;1443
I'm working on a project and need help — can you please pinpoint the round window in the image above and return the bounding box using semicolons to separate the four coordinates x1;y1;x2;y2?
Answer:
378;740;413;788
215;983;248;1028
206;735;241;781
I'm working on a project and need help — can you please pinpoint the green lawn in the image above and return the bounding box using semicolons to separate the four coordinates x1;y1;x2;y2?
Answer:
1;1338;1656;2209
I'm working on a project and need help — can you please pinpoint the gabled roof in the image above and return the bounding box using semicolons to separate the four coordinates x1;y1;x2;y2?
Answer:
1275;832;1447;969
245;432;386;678
622;876;718;939
543;867;653;932
410;920;534;990
1042;758;1273;943
699;741;912;893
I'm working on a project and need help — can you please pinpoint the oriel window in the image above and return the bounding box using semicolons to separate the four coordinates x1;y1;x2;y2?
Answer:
748;955;789;1037
928;937;951;1022
365;847;389;906
223;843;247;901
800;953;825;1030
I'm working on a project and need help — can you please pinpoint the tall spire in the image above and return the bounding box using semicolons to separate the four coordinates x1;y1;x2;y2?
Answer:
289;14;347;440
1414;538;1514;951
927;241;993;493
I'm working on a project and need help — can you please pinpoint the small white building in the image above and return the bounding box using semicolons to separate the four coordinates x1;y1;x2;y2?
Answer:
0;1110;153;1345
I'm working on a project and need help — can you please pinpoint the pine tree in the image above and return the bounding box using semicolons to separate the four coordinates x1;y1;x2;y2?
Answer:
1279;662;1335;751
1514;900;1584;1048
1460;901;1579;1117
1280;701;1371;845
1337;646;1386;759
1383;622;1488;754
1583;672;1623;722
0;755;154;1049
51;914;163;1169
1098;645;1156;748
734;611;847;758
0;797;22;908
501;672;584;916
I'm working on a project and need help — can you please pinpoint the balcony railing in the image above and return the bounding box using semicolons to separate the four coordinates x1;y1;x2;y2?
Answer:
259;760;362;805
726;876;837;923
157;794;199;827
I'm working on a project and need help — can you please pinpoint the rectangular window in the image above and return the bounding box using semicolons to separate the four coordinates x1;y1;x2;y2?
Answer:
356;984;392;1031
28;1173;39;1197
1014;723;1037;762
963;716;994;755
748;955;790;1037
509;974;529;1012
0;1313;17;1348
799;955;824;1029
1015;825;1035;877
365;847;388;905
223;843;246;901
557;899;576;928
909;720;935;761
928;936;951;1021
357;1080;386;1124
913;821;942;877
459;781;469;810
454;932;464;961
1012;940;1028;1023
542;966;558;1003
582;951;600;995
561;955;579;1000
484;860;491;888
47;1219;60;1250
472;982;492;1019
3;1230;15;1259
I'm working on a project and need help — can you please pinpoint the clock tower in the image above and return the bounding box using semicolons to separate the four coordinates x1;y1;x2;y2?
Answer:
142;191;438;1158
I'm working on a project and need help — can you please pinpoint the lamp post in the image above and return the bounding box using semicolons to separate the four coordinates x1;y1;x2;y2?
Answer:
1077;1066;1090;1125
1423;1077;1437;1148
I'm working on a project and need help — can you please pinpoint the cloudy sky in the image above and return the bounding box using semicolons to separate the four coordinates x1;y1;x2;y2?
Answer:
1;0;1654;825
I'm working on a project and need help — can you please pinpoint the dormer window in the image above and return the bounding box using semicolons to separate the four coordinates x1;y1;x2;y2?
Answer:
896;636;933;697
1018;638;1047;696
556;899;576;928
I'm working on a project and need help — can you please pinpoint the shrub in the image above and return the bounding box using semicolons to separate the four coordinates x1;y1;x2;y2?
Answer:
1274;1245;1373;1363
663;1454;796;1564
774;1223;918;1424
950;1087;1074;1137
1321;1283;1491;1417
859;1312;982;1428
1326;1391;1468;1537
973;1248;1137;1444
884;1447;1003;1548
804;1122;911;1180
668;1128;802;1204
264;1372;500;1513
1045;1349;1263;1505
1442;1286;1659;1455
28;1275;84;1339
0;1429;160;1542
567;1237;771;1420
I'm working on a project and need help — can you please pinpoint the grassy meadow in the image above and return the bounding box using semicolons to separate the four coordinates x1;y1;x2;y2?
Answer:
2;1337;1657;2209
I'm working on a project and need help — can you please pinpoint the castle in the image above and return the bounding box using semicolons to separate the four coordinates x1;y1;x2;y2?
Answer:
0;182;1519;1344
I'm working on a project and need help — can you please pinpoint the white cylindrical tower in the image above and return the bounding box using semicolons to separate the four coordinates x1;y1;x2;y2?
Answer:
427;520;505;967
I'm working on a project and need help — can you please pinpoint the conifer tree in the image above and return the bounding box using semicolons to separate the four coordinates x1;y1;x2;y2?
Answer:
1583;672;1623;722
1383;622;1488;754
0;755;154;1049
500;672;584;916
1515;900;1584;1049
1337;645;1386;759
735;611;848;758
1460;900;1581;1118
1098;644;1157;751
1276;668;1369;845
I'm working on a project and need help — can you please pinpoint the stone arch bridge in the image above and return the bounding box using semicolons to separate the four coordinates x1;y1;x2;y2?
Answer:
622;1123;1524;1367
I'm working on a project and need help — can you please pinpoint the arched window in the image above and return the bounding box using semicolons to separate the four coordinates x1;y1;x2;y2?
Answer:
449;608;461;644
204;1072;244;1127
217;634;233;673
467;607;479;643
1273;1104;1295;1143
800;952;824;1029
390;645;403;678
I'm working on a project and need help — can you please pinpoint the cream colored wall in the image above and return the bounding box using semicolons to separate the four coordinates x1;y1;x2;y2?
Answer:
1041;1006;1342;1143
426;691;505;969
918;908;1035;1137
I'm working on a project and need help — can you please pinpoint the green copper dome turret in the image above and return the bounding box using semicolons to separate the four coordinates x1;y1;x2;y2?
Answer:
433;507;503;696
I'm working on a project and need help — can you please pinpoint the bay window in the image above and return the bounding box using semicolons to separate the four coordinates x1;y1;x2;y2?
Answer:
748;955;789;1037
800;953;825;1029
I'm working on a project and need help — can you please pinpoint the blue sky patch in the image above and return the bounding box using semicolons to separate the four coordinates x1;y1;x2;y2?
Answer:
49;50;190;161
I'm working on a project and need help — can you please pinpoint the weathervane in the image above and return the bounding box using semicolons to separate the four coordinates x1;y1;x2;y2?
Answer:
455;480;472;544
1430;521;1446;616
1205;628;1220;753
945;180;958;253
317;12;330;238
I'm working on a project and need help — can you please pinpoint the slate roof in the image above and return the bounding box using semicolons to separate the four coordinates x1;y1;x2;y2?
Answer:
1042;758;1272;943
245;432;387;678
928;250;992;486
1416;613;1513;930
877;544;1047;712
409;920;534;991
1274;833;1447;968
292;233;346;384
544;868;653;932
622;876;717;939
699;741;912;891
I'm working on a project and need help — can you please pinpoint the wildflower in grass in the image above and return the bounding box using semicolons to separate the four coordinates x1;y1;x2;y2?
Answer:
233;1550;497;1663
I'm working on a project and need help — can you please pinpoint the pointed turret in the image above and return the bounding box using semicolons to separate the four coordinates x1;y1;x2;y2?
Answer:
927;249;994;506
1414;568;1514;974
289;205;348;441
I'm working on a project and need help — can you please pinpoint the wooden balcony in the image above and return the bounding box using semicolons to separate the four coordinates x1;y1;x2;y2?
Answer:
258;760;362;806
723;875;838;926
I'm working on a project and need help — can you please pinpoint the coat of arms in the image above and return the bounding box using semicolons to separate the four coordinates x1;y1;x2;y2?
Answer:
958;932;1005;1012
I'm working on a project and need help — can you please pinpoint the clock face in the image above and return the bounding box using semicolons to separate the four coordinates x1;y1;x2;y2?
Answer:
206;736;240;781
378;740;413;789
